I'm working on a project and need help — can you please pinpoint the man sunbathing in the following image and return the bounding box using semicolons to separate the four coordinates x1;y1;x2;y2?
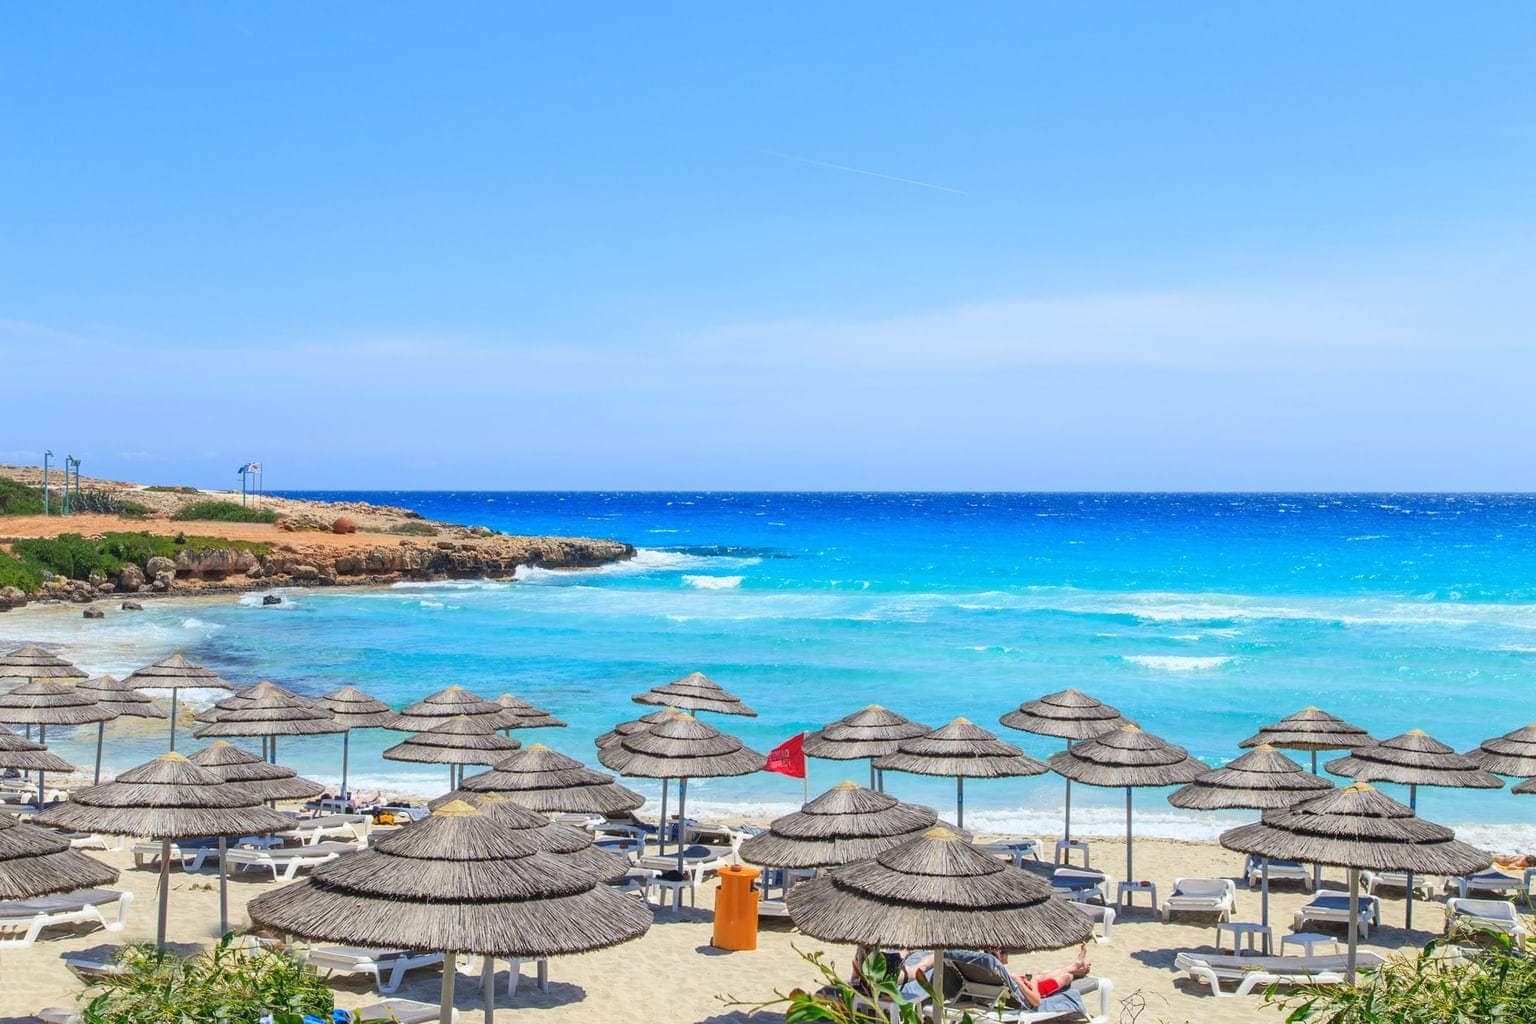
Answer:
856;945;1091;1012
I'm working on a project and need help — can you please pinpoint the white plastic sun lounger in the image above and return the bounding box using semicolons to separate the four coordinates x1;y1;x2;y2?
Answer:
1293;893;1381;938
1051;868;1111;905
1072;900;1115;943
1447;869;1528;899
1174;950;1385;997
1243;855;1313;891
941;952;1114;1023
306;946;446;994
133;838;224;871
1445;898;1530;948
1361;869;1436;899
354;997;459;1024
978;838;1044;866
279;813;372;846
227;841;354;881
0;888;134;949
1161;877;1237;922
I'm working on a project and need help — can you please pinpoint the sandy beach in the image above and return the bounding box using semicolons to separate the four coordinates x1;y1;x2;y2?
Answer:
0;832;1458;1024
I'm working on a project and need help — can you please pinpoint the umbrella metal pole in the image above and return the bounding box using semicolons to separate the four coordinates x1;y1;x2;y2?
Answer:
169;690;178;751
870;760;876;790
931;946;945;1024
1346;868;1360;982
218;837;228;935
482;955;494;1024
1125;788;1134;886
271;736;278;765
1405;783;1417;930
440;952;456;1024
340;730;350;800
676;777;689;878
1063;739;1073;844
156;838;171;948
94;721;105;785
36;723;46;808
956;777;965;831
658;779;669;856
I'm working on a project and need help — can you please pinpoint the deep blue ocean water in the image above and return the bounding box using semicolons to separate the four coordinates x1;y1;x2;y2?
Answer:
9;492;1536;847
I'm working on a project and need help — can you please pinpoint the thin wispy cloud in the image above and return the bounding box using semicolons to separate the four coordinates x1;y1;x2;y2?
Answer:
761;149;966;195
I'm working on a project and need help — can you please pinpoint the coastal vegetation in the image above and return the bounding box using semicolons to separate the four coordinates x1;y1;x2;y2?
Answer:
0;479;149;518
0;478;45;516
0;551;42;592
75;936;343;1024
3;532;270;593
170;500;278;524
143;484;201;494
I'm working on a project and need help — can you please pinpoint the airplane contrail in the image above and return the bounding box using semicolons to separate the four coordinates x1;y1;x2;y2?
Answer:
762;149;967;195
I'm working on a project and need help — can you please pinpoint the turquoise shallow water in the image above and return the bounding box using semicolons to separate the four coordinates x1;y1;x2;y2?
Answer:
6;492;1536;849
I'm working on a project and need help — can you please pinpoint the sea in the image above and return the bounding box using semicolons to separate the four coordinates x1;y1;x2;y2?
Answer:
7;492;1536;850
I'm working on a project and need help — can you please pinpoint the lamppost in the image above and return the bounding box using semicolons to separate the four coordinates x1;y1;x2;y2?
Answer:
42;450;53;515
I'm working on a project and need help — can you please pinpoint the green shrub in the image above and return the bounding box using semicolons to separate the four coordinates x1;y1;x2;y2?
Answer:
0;552;42;592
69;487;147;516
4;532;270;586
389;521;440;536
76;936;342;1024
1273;932;1536;1022
11;534;122;579
170;500;277;524
0;478;45;516
144;485;201;494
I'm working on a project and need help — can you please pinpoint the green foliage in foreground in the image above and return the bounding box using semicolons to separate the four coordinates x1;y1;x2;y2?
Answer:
70;487;152;518
0;551;43;592
5;532;271;591
0;477;45;516
736;947;975;1024
77;937;335;1024
144;484;201;493
388;520;440;536
1274;932;1536;1023
171;499;277;523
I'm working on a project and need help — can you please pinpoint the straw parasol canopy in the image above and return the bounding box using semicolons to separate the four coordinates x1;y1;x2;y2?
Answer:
76;676;168;719
0;813;118;901
0;725;76;774
315;685;401;800
632;671;757;717
874;718;1048;830
1468;723;1536;780
122;653;233;750
448;744;644;815
1048;723;1206;885
1326;730;1503;791
35;752;296;945
739;781;938;869
1240;707;1374;771
1169;745;1334;811
194;689;344;739
448;791;631;882
1221;782;1490;978
0;644;87;683
595;709;677;749
787;826;1093;1023
999;688;1127;741
391;685;504;732
0;680;116;728
188;741;326;802
804;705;928;791
248;799;652;1024
490;694;566;731
603;713;764;873
198;680;316;719
384;716;521;766
1516;778;1536;795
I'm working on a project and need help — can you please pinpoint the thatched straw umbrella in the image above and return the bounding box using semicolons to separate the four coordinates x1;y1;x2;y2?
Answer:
1000;688;1129;850
1468;723;1536;783
446;744;644;816
189;741;327;802
787;825;1093;1024
35;752;293;943
317;686;400;800
384;716;521;791
248;799;653;1024
0;681;117;806
1048;724;1206;892
76;675;169;783
391;685;504;733
198;682;323;761
874;718;1048;830
740;781;937;869
122;653;233;750
600;713;764;874
1221;782;1489;979
194;687;344;769
804;705;929;792
1516;778;1536;795
632;671;757;717
0;725;77;775
596;709;685;853
0;812;119;901
1168;745;1333;940
0;643;88;684
1324;729;1502;929
452;791;632;883
1240;707;1374;772
490;694;567;734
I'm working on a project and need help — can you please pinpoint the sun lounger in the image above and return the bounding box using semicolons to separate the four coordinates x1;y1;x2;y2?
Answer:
0;888;133;949
978;838;1044;866
1243;855;1313;891
1174;950;1385;997
352;998;459;1024
1293;892;1381;938
1445;897;1530;948
941;949;1114;1022
1051;867;1110;905
1072;900;1115;943
1447;868;1529;899
306;946;445;994
227;841;355;881
133;837;224;871
1161;877;1237;922
637;844;735;907
279;813;372;845
1361;869;1436;899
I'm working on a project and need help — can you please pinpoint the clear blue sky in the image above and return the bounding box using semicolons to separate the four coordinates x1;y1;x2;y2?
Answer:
4;4;1534;490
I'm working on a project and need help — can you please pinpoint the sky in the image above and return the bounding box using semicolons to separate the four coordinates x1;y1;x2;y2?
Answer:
3;4;1534;490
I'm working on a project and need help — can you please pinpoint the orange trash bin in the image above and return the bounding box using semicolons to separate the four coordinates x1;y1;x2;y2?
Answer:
712;864;760;950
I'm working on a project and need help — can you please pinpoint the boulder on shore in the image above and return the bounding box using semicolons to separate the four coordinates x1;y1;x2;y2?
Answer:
262;594;282;606
121;600;143;611
83;608;105;619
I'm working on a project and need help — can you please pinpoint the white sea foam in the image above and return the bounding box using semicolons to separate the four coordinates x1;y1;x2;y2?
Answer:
180;618;223;631
389;579;511;591
515;547;760;584
237;591;299;608
1123;655;1234;671
682;575;744;590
